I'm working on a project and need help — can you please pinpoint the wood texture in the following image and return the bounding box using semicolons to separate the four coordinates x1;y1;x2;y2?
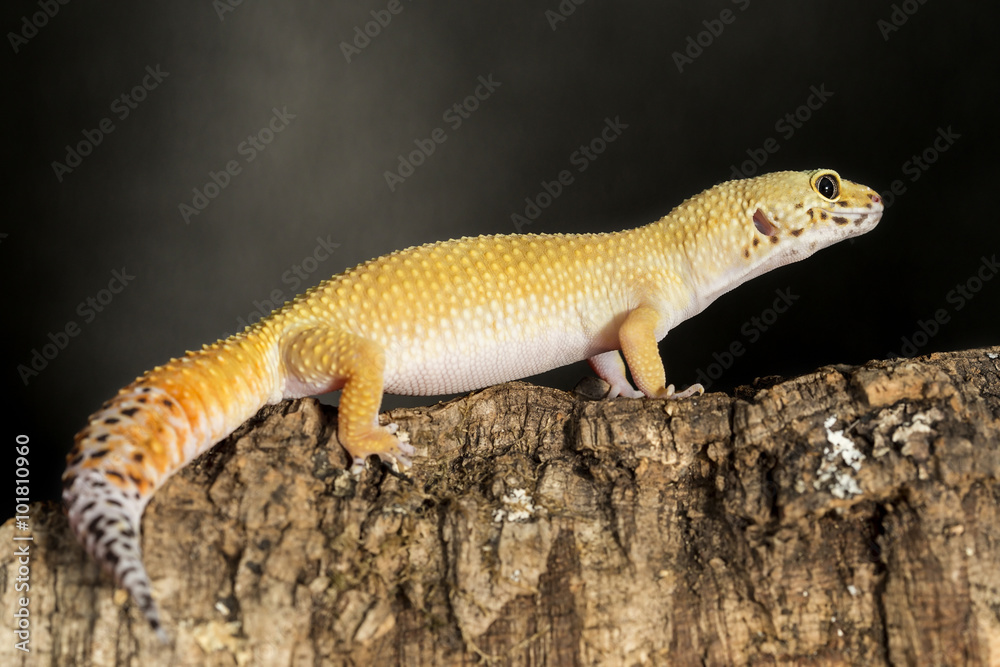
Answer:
3;346;999;665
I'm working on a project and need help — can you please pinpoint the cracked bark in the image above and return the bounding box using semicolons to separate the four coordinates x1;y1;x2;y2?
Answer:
3;346;1000;665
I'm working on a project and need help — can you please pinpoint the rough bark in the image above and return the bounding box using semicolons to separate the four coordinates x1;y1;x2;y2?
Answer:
3;346;1000;666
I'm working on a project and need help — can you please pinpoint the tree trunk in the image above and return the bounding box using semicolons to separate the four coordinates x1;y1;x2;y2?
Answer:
3;346;1000;666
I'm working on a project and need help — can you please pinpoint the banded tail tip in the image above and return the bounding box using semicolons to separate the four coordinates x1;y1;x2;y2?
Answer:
63;469;170;642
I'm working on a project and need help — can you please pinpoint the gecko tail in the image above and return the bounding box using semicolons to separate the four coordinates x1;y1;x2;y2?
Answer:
61;382;199;642
63;469;169;642
62;332;280;639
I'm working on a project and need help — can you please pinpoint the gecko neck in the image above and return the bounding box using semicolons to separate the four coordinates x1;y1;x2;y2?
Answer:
621;216;746;326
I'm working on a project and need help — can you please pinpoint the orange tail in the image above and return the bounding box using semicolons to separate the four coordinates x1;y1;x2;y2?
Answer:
62;330;280;640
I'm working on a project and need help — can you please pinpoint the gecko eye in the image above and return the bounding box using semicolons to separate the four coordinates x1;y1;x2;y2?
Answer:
817;176;838;199
812;171;840;201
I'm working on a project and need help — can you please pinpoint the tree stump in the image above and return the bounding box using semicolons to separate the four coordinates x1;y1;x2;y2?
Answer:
3;346;1000;665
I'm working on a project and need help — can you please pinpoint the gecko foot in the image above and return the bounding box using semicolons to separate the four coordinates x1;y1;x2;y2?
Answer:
346;423;414;474
656;383;705;400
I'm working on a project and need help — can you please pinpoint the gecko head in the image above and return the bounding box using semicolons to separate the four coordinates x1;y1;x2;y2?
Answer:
734;168;883;278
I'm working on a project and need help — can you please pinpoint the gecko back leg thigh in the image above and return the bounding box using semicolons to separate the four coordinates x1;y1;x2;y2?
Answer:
281;325;413;471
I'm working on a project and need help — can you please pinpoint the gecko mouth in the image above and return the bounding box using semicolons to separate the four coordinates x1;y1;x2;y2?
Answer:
820;192;885;229
811;206;882;229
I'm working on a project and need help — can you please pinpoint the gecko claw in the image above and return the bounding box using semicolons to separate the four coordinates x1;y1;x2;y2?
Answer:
671;383;705;399
656;383;705;400
349;457;367;475
346;423;414;474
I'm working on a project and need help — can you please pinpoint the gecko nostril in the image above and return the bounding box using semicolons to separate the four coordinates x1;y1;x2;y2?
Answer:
870;193;881;203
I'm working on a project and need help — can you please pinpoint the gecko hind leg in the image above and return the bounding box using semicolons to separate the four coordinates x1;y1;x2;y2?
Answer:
587;350;644;398
281;326;413;473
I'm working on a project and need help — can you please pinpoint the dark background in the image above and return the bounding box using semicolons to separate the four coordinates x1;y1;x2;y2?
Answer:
5;1;998;517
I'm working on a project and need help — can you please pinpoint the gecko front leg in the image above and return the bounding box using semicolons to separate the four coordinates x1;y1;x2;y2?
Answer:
618;306;704;399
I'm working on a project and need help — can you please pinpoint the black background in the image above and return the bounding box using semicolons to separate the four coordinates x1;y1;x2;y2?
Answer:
5;1;998;517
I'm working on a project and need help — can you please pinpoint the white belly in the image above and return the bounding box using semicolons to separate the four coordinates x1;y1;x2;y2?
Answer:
381;321;612;395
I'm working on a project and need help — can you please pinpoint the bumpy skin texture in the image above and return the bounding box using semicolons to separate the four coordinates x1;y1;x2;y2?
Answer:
62;169;882;640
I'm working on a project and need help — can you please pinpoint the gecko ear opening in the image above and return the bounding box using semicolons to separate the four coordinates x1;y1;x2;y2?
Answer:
753;208;776;236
